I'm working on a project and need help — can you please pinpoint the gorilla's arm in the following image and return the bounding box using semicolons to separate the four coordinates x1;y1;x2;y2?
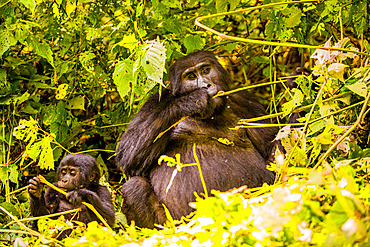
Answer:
116;88;211;177
28;177;53;216
66;186;115;227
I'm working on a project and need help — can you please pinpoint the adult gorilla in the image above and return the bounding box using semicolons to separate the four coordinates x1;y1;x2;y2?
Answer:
116;51;277;228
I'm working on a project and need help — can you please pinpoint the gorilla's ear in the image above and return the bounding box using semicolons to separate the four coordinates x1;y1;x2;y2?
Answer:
89;173;96;183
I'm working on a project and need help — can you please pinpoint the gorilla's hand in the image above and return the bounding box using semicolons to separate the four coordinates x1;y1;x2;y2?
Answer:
28;177;44;199
185;88;217;119
66;190;83;206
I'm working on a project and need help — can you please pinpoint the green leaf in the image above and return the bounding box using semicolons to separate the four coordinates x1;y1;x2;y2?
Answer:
0;167;9;183
0;68;6;83
26;37;54;67
79;51;96;73
183;35;205;54
136;2;144;17
38;136;54;170
163;19;183;34
28;82;56;89
0;29;17;57
43;105;58;125
115;212;127;225
216;0;228;12
65;96;85;110
0;202;19;217
327;199;354;226
282;88;304;117
19;0;36;12
308;119;326;135
346;80;367;97
22;102;39;114
9;164;19;185
16;91;30;105
351;1;368;36
142;40;167;86
229;0;240;11
265;20;277;40
283;7;303;28
13;119;39;143
252;56;270;64
113;34;138;53
28;141;42;161
113;59;135;99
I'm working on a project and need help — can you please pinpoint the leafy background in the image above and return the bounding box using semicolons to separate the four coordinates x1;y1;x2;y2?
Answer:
0;0;370;246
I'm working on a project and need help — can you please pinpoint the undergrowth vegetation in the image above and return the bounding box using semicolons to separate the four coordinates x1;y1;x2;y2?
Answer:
1;0;370;246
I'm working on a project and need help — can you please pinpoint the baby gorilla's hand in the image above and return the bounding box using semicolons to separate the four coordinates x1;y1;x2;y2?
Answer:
66;190;83;206
28;177;44;198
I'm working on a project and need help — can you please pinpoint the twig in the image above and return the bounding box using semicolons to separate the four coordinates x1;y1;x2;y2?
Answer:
153;116;189;143
6;208;81;228
312;90;370;171
0;206;45;238
193;144;208;198
195;0;370;58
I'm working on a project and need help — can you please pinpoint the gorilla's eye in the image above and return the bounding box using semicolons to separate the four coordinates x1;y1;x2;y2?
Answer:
187;72;196;80
61;169;67;175
70;169;77;176
202;66;210;75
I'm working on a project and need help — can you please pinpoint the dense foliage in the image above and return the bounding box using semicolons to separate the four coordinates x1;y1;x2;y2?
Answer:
1;0;370;246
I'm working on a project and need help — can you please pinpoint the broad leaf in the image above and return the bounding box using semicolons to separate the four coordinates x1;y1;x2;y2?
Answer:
346;80;367;97
283;7;303;27
113;59;135;99
26;37;54;67
282;88;304;117
113;34;138;53
0;29;17;57
79;51;96;73
142;41;167;86
19;0;36;12
38;136;54;170
183;35;205;54
66;96;85;110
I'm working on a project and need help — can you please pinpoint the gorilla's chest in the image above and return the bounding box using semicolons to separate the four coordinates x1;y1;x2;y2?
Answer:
170;115;251;149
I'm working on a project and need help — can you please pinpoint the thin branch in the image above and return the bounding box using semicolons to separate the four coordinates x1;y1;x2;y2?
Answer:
195;0;370;57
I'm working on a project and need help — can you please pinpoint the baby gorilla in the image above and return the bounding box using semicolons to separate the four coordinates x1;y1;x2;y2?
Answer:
28;154;115;239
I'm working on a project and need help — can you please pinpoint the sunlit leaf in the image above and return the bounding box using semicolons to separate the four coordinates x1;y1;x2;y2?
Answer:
38;136;54;170
328;63;347;81
79;51;96;73
346;80;367;97
113;34;138;53
65;96;85;110
25;37;54;67
113;59;135;99
283;7;303;27
9;164;19;185
19;0;36;12
282;88;304;117
183;35;205;54
13;119;39;143
0;29;17;57
142;40;166;86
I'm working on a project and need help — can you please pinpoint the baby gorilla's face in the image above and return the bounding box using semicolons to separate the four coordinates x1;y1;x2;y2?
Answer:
58;165;82;191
